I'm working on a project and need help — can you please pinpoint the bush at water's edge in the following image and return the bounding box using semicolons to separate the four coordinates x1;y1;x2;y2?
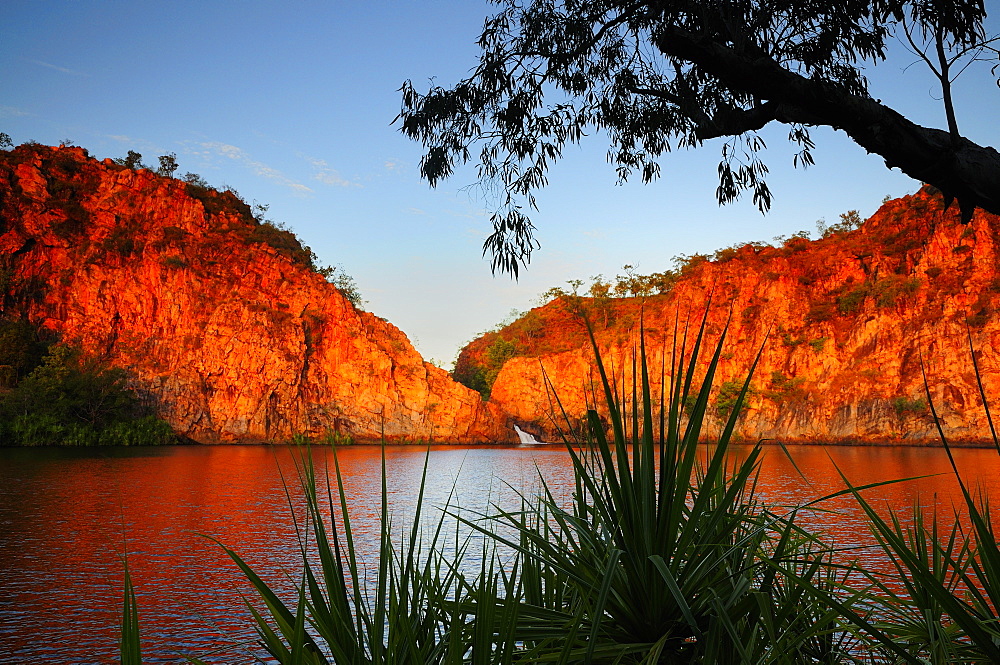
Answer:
0;320;177;446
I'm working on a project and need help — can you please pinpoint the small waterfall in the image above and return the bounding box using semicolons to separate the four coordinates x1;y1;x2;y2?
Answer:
513;424;543;444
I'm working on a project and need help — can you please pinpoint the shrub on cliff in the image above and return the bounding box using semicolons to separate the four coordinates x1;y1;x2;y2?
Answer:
541;263;686;305
37;150;97;237
452;352;490;398
817;210;865;239
156;153;179;178
715;379;756;421
316;263;365;308
453;334;520;399
112;150;146;170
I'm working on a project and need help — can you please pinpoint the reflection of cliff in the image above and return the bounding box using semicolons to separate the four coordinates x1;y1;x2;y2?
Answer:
0;144;508;443
460;189;1000;444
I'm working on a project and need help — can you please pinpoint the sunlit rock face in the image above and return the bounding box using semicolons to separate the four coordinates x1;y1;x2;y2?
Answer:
0;144;510;443
461;188;1000;445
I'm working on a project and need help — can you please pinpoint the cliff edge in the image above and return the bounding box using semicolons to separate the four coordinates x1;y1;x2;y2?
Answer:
0;144;510;443
459;188;1000;445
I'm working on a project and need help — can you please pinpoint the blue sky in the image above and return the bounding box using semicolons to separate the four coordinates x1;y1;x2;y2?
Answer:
3;1;998;363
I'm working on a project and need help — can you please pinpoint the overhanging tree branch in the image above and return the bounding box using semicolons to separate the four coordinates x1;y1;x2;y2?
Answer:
398;0;1000;275
650;24;1000;220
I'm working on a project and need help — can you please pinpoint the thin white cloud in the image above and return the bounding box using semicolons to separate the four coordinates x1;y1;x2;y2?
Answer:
407;207;427;215
103;134;161;153
197;142;313;194
301;155;361;188
384;159;402;172
0;106;29;118
30;59;87;76
315;171;355;187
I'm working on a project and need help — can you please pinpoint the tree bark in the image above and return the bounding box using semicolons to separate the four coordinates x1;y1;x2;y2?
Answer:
652;25;1000;219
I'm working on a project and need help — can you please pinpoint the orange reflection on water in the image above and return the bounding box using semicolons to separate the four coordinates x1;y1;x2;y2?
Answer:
2;443;999;663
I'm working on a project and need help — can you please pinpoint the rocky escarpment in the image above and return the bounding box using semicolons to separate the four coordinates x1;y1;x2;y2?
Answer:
460;188;1000;445
0;144;510;443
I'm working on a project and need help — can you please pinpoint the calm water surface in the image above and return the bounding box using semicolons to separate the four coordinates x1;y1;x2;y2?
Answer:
2;443;998;664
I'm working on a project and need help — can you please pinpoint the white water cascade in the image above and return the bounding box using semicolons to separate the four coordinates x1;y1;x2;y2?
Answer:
513;425;543;444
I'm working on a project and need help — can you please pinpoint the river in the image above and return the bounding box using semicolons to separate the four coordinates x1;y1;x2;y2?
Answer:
2;443;998;664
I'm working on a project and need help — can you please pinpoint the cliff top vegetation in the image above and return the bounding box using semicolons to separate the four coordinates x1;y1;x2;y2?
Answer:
453;186;996;400
0;142;364;308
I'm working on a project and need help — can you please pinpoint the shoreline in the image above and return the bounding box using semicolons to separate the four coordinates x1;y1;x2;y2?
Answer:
4;437;998;449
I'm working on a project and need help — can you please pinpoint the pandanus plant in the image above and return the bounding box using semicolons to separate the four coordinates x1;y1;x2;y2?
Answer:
449;308;861;664
821;330;1000;664
121;309;1000;664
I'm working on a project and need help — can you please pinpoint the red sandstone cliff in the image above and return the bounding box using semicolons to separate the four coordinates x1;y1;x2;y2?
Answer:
0;144;510;443
459;188;1000;445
